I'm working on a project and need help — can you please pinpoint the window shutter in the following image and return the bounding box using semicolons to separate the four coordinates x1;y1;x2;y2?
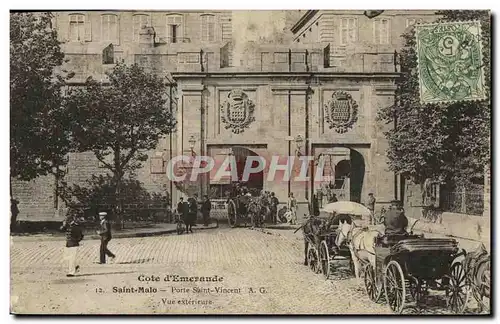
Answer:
85;18;92;42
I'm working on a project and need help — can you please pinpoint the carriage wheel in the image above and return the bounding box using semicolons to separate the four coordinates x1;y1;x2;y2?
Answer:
384;260;406;314
319;241;331;279
447;262;469;314
364;263;382;302
227;200;238;228
307;246;319;274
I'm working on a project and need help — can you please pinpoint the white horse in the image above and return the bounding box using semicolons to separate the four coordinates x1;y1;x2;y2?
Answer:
335;220;380;280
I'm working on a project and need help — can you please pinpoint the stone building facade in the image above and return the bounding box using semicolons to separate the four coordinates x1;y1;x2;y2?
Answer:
12;10;439;221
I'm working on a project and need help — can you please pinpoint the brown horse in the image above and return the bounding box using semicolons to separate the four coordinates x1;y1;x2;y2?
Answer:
335;220;380;280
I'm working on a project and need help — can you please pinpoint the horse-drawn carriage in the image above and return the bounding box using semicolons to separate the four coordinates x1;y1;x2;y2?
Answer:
302;214;353;279
226;194;263;228
365;233;469;314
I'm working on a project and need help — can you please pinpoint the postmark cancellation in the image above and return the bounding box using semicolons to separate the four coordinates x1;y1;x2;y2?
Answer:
415;21;487;104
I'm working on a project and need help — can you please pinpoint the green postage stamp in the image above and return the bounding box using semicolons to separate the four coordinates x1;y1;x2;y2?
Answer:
415;21;487;104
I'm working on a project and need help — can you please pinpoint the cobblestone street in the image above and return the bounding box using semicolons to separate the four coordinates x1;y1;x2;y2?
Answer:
10;227;481;315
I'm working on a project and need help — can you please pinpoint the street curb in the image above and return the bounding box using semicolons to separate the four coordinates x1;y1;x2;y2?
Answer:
11;223;219;241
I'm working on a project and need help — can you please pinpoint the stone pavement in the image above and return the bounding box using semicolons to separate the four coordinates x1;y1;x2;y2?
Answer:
10;226;486;315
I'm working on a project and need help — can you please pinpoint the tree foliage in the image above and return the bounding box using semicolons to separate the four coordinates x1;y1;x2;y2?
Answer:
378;10;490;187
61;174;169;223
65;63;176;225
10;12;74;181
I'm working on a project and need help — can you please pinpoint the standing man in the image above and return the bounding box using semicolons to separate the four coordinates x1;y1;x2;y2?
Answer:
312;193;320;216
287;192;298;225
10;198;19;232
201;195;212;227
97;212;116;264
60;215;84;277
186;194;198;233
316;190;323;209
269;192;279;224
367;193;376;225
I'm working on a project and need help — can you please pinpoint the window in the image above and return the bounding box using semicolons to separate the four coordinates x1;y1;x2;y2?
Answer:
340;18;357;45
69;14;85;42
101;14;118;43
201;15;215;42
166;14;183;43
132;14;150;42
373;18;390;45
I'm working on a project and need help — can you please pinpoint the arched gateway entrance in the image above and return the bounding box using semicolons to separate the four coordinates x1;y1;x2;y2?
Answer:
209;146;264;199
313;146;366;203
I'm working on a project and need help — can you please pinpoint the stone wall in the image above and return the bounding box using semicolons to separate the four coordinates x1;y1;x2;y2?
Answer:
408;212;490;246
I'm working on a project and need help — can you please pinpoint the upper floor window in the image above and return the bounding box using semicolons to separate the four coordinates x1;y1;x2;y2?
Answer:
101;14;119;43
166;14;183;43
132;14;151;42
340;17;357;45
201;14;216;42
373;18;390;45
69;14;86;42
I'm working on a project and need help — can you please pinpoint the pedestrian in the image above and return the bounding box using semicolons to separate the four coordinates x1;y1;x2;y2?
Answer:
10;198;19;232
367;193;376;225
287;192;297;225
60;215;84;277
186;194;198;233
97;212;116;264
316;190;323;208
270;192;279;224
312;192;320;216
201;195;212;227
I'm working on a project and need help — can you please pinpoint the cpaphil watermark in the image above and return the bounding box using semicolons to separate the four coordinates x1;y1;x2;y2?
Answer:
165;155;335;184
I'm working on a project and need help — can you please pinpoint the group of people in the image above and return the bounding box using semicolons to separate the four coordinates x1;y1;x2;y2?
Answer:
176;194;212;232
60;211;116;277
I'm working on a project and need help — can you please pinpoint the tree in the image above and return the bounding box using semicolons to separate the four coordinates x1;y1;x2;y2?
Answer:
378;10;490;191
10;12;74;228
65;63;177;228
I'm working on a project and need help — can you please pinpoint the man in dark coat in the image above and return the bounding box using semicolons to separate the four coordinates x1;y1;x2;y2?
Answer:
10;198;19;232
269;192;279;224
60;215;84;277
186;194;198;233
97;212;116;264
201;195;212;226
312;193;320;216
384;200;409;236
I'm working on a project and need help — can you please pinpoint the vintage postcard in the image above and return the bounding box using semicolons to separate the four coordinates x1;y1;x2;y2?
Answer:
10;9;491;315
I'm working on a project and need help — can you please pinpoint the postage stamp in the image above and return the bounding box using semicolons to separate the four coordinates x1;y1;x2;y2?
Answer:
415;21;487;104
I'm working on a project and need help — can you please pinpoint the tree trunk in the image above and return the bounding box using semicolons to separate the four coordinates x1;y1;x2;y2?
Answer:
114;172;124;230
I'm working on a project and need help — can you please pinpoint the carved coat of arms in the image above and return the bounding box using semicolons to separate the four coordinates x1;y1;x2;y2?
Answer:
324;91;358;134
220;89;255;134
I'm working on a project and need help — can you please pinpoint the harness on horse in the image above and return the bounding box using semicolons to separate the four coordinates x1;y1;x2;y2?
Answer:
464;245;490;289
343;223;376;262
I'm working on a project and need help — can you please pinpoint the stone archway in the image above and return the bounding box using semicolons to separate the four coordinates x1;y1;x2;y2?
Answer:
312;146;366;203
231;146;264;194
208;146;265;198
